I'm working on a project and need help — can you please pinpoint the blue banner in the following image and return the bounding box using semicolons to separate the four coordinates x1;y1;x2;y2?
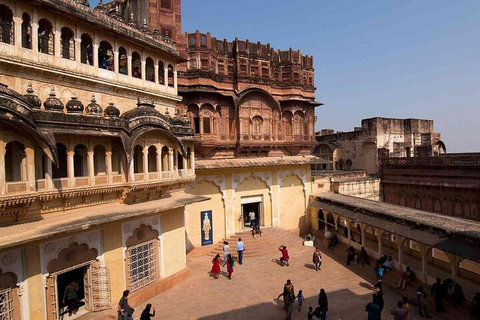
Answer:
201;210;213;246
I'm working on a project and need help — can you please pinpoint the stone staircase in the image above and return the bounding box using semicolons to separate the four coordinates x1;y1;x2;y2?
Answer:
207;227;304;258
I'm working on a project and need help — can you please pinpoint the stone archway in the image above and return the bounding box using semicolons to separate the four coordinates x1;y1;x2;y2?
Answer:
0;269;20;319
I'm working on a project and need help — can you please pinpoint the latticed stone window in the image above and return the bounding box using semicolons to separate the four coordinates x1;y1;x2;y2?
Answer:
127;240;157;292
0;287;14;320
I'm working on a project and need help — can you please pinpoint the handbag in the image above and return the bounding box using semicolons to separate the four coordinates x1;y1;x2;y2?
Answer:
127;307;135;316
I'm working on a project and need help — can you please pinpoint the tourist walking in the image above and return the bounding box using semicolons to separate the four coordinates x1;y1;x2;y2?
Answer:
236;238;245;264
346;246;355;266
317;288;328;320
140;303;155;320
277;280;295;320
248;210;256;227
376;291;384;319
383;256;394;271
118;290;134;320
374;263;384;292
357;246;370;267
365;294;380;320
313;247;322;271
278;279;295;299
297;290;304;312
452;283;465;306
226;253;234;279
416;286;432;318
279;245;290;266
390;301;405;320
62;281;79;316
223;241;230;264
210;254;222;279
431;278;444;312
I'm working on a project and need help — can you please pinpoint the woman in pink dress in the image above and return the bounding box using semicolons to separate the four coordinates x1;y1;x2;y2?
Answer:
226;254;234;279
211;254;222;279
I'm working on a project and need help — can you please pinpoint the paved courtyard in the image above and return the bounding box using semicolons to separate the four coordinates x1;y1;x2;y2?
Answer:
144;231;423;320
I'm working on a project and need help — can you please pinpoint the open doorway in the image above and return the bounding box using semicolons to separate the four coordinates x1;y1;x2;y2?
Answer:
56;265;88;319
242;202;261;228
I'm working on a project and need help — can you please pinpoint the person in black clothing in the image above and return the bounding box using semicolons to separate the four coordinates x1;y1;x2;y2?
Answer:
431;278;444;312
140;303;155;320
376;291;384;319
346;246;355;266
472;292;480;320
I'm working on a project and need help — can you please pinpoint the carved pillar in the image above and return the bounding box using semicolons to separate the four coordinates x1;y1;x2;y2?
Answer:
163;63;168;88
74;35;81;64
395;236;404;271
45;157;53;190
105;151;112;184
345;218;352;246
128;155;134;182
143;146;148;178
154;61;159;84
14;16;21;50
26;147;35;191
447;253;462;283
190;149;195;173
67;150;74;187
93;40;99;68
141;57;146;81
376;229;383;257
0;141;5;195
113;47;119;74
359;223;366;246
173;65;178;92
169;149;174;176
87;150;94;185
418;244;429;282
54;25;60;58
127;54;132;76
155;145;161;175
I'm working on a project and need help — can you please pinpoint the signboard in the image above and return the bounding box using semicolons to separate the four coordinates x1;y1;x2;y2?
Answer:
201;210;213;246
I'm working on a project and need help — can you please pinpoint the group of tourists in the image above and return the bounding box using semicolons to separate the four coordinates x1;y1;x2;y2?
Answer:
117;290;156;320
210;239;240;280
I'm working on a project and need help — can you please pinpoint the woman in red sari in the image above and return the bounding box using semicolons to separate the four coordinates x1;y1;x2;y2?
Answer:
211;254;222;279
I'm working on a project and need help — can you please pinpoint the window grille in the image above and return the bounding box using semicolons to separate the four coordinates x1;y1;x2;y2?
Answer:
128;240;157;292
0;288;14;320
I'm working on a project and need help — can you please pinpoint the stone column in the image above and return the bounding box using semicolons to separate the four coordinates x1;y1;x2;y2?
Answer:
54;24;60;58
375;228;383;257
345;218;352;246
143;146;148;178
0;141;5;195
164;63;168;88
93;37;99;68
154;61;159;84
26;147;35;191
173;65;178;92
45;157;53;190
32;18;39;58
395;236;404;271
105;150;112;184
169;149;174;176
14;15;21;50
418;244;429;282
113;46;119;74
155;145;161;175
67;150;74;188
128;156;134;182
190;149;195;173
74;33;81;64
447;253;461;283
87;150;94;186
360;223;366;246
127;54;132;76
141;57;146;81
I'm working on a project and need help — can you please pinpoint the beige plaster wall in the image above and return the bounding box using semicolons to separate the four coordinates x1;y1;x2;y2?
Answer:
102;220;124;303
279;174;306;230
25;242;44;320
185;180;225;251
161;206;186;277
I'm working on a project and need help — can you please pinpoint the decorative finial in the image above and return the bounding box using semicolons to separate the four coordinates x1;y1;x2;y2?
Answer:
26;83;34;94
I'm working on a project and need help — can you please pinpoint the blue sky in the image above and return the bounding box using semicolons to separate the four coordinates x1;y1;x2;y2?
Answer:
92;0;480;152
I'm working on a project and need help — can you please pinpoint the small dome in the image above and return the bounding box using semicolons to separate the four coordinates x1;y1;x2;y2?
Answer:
86;94;103;116
121;103;165;120
65;95;84;113
43;87;64;112
23;83;42;109
104;101;120;118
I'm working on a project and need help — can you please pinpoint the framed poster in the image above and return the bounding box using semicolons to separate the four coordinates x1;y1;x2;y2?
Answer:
201;210;213;246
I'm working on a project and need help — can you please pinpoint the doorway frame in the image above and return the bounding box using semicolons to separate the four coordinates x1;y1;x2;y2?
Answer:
240;195;264;231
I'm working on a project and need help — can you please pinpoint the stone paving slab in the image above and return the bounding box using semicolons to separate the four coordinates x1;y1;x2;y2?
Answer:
140;233;425;320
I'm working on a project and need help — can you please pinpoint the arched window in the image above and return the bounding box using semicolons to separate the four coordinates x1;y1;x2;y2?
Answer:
119;47;128;75
188;104;200;134
0;4;14;45
414;197;422;209
146;57;155;82
5;141;26;182
177;152;184;170
80;33;93;65
399;195;406;207
52;144;68;179
111;144;124;175
158;61;165;84
133;145;144;173
200;104;214;134
132;51;141;78
73;144;88;177
99;41;114;71
147;146;157;172
453;201;463;216
161;146;169;172
252;116;263;135
168;64;174;87
21;12;32;49
60;27;75;60
283;112;293;137
433;198;442;213
38;19;54;54
186;147;192;169
93;145;106;176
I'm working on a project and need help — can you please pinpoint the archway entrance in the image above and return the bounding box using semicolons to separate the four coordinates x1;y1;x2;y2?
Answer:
55;264;89;319
241;195;263;229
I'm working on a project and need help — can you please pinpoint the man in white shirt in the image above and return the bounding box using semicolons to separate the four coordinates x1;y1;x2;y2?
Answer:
223;241;230;264
236;238;245;265
248;210;256;228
